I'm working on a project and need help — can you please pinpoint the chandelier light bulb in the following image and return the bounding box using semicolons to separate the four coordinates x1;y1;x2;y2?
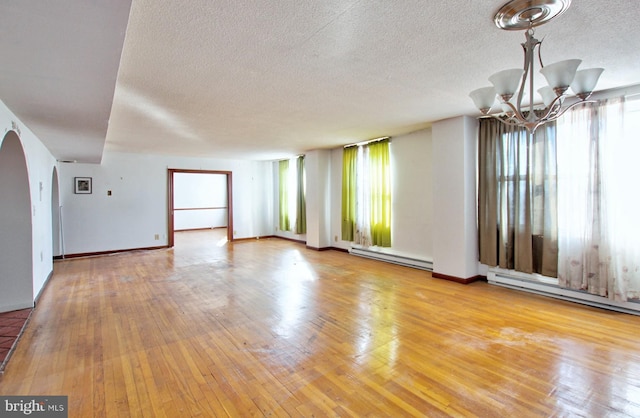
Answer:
539;59;582;95
537;86;557;107
489;69;525;101
570;68;604;99
469;87;497;114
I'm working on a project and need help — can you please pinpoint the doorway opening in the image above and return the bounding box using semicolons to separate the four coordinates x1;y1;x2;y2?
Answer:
168;169;233;248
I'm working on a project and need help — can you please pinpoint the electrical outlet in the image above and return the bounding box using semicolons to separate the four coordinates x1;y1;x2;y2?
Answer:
154;234;159;240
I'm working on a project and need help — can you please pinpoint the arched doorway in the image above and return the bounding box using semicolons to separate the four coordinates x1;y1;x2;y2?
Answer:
0;131;33;312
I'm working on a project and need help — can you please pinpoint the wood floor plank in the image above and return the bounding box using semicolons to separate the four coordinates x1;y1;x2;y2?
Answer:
2;229;640;417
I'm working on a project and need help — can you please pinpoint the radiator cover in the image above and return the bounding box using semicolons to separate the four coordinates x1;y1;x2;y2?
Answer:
349;247;433;271
488;268;640;315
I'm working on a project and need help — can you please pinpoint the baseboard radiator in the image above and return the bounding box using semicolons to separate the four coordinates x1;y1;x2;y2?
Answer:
349;247;433;271
488;269;640;316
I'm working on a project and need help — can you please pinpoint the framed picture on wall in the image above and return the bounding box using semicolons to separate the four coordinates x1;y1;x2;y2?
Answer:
74;177;92;194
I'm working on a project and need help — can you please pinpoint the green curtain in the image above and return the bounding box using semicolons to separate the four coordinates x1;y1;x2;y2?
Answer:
294;156;307;234
341;146;358;241
368;139;391;247
278;159;290;231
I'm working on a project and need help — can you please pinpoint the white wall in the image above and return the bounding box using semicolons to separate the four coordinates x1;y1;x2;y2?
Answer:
173;172;228;230
390;129;433;259
246;160;274;239
174;209;228;231
330;148;344;247
431;116;479;280
58;151;273;255
330;128;434;260
0;99;58;306
305;149;332;249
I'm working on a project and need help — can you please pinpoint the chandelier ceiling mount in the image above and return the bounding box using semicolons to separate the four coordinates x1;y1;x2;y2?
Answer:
494;0;571;30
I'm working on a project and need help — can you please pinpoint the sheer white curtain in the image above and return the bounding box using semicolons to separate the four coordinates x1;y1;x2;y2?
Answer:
278;158;300;232
603;98;640;300
354;145;371;246
557;97;640;301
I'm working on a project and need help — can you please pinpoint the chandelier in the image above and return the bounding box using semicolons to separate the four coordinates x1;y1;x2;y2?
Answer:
469;0;603;133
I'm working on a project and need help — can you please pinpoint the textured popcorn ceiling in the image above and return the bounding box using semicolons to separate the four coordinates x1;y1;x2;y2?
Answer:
2;1;640;162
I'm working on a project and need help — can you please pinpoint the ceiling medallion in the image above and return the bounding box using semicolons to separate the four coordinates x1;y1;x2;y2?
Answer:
494;0;571;30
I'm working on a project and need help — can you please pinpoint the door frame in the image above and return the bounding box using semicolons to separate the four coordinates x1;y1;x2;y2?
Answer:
167;168;233;247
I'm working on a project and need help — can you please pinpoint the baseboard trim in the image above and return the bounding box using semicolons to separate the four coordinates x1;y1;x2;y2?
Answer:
432;272;485;284
306;245;333;251
239;235;351;253
235;236;349;253
34;270;54;307
275;236;307;245
175;226;227;232
0;302;33;314
232;235;277;243
58;245;169;259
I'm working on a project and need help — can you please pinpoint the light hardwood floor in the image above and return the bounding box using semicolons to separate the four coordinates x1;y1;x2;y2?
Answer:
1;229;640;417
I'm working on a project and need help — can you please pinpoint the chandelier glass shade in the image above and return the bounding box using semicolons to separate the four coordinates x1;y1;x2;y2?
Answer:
470;0;604;133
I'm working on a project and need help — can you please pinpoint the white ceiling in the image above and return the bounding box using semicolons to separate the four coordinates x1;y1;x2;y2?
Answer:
2;1;640;163
0;1;131;163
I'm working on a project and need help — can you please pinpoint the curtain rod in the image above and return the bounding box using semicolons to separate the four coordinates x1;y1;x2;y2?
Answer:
344;136;390;148
276;154;305;162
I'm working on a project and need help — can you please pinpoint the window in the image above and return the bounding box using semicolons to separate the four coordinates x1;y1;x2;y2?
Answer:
478;96;640;302
278;156;306;234
341;138;391;247
477;119;558;277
